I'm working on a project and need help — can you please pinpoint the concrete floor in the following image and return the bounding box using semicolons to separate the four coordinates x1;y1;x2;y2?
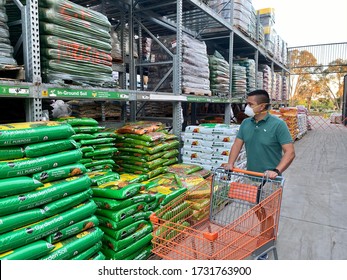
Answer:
276;126;347;259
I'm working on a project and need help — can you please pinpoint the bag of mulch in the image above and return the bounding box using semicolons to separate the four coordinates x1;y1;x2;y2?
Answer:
93;193;154;211
32;163;87;183
91;181;145;200
0;147;24;161
80;138;114;146
0;200;97;253
144;172;183;189
84;147;118;158
89;251;106;260
0;176;43;198
102;223;152;251
101;233;152;260
121;132;166;142
122;138;162;147
162;157;178;166
162;149;179;159
124;245;152;260
117;151;166;162
167;163;203;175
0;149;83;179
45;215;99;243
73;126;104;134
119;173;148;184
79;158;93;164
95;202;146;222
0;121;75;146
0;189;92;234
71;134;96;141
100;220;150;241
87;164;114;172
40;227;104;260
92;143;115;149
80;146;94;153
93;132;118;139
56;117;99;127
24;139;79;158
84;160;115;169
96;211;152;231
0;175;92;216
71;241;102;260
116;121;164;135
87;171;120;186
0;240;55;260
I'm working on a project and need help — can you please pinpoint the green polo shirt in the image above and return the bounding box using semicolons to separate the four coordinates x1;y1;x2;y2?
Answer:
237;113;293;173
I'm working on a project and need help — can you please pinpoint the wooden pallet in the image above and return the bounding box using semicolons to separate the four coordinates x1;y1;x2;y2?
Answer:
182;87;212;96
0;65;25;81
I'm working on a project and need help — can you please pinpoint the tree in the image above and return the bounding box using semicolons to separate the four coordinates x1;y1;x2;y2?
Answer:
321;59;347;110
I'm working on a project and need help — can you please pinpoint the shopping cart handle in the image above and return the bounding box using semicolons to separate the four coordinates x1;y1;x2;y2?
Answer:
232;168;265;177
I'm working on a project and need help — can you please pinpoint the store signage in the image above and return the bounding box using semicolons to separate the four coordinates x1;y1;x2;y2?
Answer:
186;96;211;102
0;85;30;97
44;88;129;100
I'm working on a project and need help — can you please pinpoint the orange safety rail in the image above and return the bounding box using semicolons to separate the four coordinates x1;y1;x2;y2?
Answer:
150;183;283;260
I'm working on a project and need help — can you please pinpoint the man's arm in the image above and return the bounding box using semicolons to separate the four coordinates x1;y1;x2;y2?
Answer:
222;138;244;170
267;143;295;179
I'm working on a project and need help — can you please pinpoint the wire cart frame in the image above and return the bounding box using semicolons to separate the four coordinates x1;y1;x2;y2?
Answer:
150;168;285;260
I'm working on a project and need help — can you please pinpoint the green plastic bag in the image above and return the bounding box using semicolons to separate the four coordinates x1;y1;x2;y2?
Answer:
124;245;152;260
96;211;152;231
45;215;99;243
102;224;152;251
0;175;92;216
0;147;24;160
0;121;75;146
84;147;117;158
56;117;99;127
32;163;87;183
89;251;106;260
0;149;83;179
99;220;149;241
87;171;120;186
95;202;146;222
0;176;43;198
80;138;114;146
24;139;79;158
73;126;104;134
71;133;96;141
0;240;54;260
101;233;152;260
84;160;115;169
40;227;104;260
92;181;144;199
120;132;166;142
0;200;97;253
93;193;155;211
71;241;102;260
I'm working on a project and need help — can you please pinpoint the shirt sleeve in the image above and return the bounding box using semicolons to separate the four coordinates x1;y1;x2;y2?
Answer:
236;120;246;141
276;121;294;145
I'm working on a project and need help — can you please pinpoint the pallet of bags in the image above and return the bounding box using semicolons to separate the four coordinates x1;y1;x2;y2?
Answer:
114;121;180;179
209;50;230;98
0;121;104;260
39;0;113;86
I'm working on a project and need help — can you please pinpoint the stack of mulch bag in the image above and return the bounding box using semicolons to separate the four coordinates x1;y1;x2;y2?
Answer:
0;0;17;68
0;121;104;260
39;0;113;86
209;51;230;98
113;121;180;179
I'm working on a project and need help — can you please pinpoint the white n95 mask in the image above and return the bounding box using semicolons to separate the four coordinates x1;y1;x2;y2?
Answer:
244;105;255;117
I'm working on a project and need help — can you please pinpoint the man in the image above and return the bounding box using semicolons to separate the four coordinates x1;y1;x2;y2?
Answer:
222;89;295;259
223;89;295;179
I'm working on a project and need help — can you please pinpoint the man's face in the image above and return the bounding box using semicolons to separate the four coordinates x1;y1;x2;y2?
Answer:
246;95;265;114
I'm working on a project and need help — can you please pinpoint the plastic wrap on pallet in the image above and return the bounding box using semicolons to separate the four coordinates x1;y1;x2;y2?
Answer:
209;50;230;98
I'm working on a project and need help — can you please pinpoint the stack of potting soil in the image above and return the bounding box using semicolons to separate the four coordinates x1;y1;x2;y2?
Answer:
257;71;264;90
297;105;311;131
56;117;119;176
278;107;299;141
92;173;154;260
259;64;272;95
67;100;102;119
232;63;247;97
182;124;247;171
0;121;105;260
234;58;256;93
0;0;17;68
233;0;253;35
147;34;211;96
137;102;173;118
258;8;276;56
282;75;288;101
113;121;180;179
39;0;113;86
273;73;282;101
209;50;230;98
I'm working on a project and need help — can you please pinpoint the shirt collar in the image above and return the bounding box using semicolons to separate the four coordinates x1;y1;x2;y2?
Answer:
251;112;270;124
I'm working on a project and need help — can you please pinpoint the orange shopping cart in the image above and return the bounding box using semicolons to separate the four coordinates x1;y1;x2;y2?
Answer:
150;168;285;260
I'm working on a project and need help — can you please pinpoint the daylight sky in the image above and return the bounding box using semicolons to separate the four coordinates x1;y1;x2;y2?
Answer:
252;0;347;47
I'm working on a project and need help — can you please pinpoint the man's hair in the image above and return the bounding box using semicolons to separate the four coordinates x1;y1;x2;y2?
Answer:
247;89;271;109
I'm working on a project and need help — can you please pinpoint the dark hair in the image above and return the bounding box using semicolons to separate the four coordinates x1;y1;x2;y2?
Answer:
247;89;271;109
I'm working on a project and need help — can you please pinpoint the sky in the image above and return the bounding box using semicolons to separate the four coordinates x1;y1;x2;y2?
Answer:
252;0;347;47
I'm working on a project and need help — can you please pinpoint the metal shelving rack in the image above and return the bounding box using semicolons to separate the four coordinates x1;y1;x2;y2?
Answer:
0;0;289;135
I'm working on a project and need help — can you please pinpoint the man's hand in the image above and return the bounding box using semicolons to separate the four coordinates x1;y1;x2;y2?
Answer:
265;170;279;179
221;163;233;171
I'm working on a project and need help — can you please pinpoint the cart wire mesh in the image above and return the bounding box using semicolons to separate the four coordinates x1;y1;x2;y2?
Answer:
150;168;284;260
